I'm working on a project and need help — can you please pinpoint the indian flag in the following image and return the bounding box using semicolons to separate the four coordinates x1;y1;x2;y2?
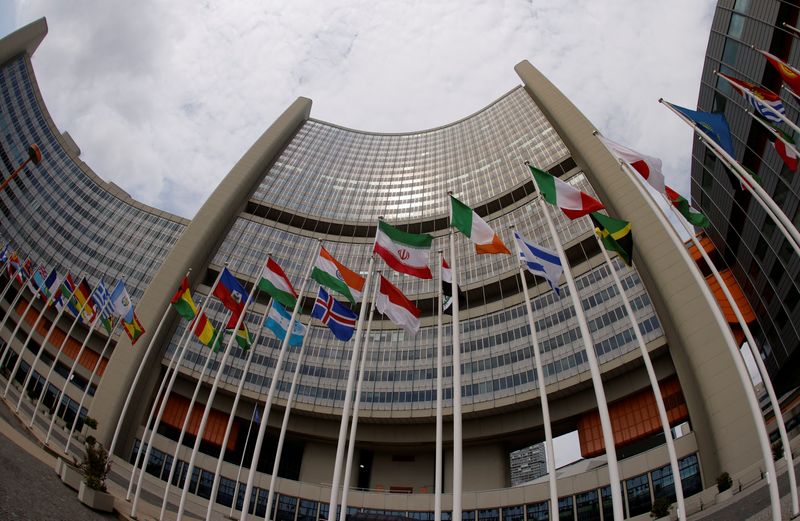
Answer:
376;275;421;336
170;277;197;320
258;257;298;309
450;196;510;254
312;246;365;304
373;220;433;279
528;165;604;219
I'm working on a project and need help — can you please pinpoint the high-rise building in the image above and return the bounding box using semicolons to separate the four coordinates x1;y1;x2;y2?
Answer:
690;0;800;395
509;443;547;486
0;16;772;520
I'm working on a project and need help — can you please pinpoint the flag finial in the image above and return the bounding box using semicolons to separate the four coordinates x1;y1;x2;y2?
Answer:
591;130;598;136
524;160;530;165
447;190;453;195
658;98;664;103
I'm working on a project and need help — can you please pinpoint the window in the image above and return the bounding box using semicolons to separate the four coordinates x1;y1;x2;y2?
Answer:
478;508;499;521
651;464;677;503
525;502;549;521
575;490;600;521
216;477;236;507
722;39;740;68
558;496;574;521
501;505;523;521
733;0;749;14
728;13;745;39
680;454;703;496
626;474;652;516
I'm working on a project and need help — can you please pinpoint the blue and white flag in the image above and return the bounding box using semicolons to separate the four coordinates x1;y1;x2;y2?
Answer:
514;231;563;295
311;287;357;341
264;301;306;346
110;280;133;319
0;244;8;264
253;406;261;424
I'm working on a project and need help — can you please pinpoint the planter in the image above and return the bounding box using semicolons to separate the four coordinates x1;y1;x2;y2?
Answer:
78;481;115;512
54;457;64;476
716;488;734;504
60;462;82;491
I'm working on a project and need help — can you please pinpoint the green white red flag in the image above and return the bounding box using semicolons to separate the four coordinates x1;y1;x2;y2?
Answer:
373;220;433;279
258;257;298;309
528;165;604;219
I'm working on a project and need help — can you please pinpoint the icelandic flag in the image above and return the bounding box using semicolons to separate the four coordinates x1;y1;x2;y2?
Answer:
514;232;564;295
213;267;247;321
264;301;306;346
311;287;358;341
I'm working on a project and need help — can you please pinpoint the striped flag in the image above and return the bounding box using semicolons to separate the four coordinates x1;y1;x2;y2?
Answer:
441;258;465;316
528;165;604;219
170;277;197;320
264;302;306;346
514;232;563;295
312;246;365;303
376;275;421;336
717;72;785;123
258;257;298;309
450;195;510;254
373;220;433;279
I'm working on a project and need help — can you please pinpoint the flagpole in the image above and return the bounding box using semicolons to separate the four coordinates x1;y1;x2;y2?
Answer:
264;315;313;521
0;260;26;339
206;300;273;521
447;195;463;521
337;276;381;521
0;275;43;388
525;168;624;520
745;107;800;157
0;263;36;365
434;251;444;521
510;226;559;521
108;268;192;459
240;249;318;521
327;254;375;521
131;267;227;518
660;99;800;257
64;318;121;455
715;70;800;135
229;405;259;518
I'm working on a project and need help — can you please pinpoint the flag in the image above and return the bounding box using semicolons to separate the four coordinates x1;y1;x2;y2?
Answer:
43;269;59;300
93;281;114;334
311;287;358;341
773;137;798;171
373;220;433;279
73;278;97;323
513;232;563;295
597;135;666;195
666;102;736;157
213;268;247;322
258;257;298;309
7;252;22;283
30;265;49;299
756;48;800;95
376;275;421;336
226;322;253;350
312;246;365;303
0;244;8;264
664;187;711;228
191;313;223;350
528;165;605;219
110;280;133;318
441;258;465;316
450;196;511;254
53;273;76;313
265;302;306;346
170;277;197;320
253;406;261;425
717;72;785;123
590;213;634;267
122;307;145;345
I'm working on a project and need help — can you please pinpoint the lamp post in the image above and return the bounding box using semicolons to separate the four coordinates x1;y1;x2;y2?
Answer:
0;144;42;193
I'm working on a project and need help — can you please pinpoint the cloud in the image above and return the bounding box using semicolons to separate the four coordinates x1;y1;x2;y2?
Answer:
11;0;715;217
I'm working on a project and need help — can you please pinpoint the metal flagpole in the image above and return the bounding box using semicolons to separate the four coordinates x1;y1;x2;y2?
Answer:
108;268;192;459
264;316;313;521
715;71;800;135
240;250;319;521
0;263;36;365
131;267;226;517
660;99;800;257
230;405;259;518
0;274;44;387
434;252;444;521
447;196;463;521
337;277;381;521
590;227;687;521
64;318;122;455
326;255;375;521
0;260;26;347
526;169;624;520
206;300;273;521
510;226;559;521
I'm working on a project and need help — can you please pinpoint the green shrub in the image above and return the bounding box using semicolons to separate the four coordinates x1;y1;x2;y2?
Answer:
650;497;671;518
80;436;110;492
716;471;732;493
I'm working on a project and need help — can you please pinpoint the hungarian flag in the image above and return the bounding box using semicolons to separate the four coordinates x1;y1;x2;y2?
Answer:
441;258;465;316
528;165;604;219
590;212;634;267
665;187;710;228
597;135;666;195
213;268;247;321
312;246;365;304
170;277;198;320
373;220;433;279
450;196;510;254
192;313;223;350
258;257;298;309
122;311;145;345
376;275;421;336
717;72;785;123
756;48;800;95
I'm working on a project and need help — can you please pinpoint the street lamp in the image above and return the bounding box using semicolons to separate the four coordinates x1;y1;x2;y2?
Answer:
0;144;42;193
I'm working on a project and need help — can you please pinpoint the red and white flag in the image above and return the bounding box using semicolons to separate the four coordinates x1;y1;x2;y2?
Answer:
376;275;421;336
597;135;666;195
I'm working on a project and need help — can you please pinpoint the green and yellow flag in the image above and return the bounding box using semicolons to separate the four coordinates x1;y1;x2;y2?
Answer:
170;277;198;321
590;212;633;266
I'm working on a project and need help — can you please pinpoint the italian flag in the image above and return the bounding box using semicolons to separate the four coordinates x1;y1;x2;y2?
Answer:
258;257;298;309
450;196;510;254
312;246;365;303
373;220;433;279
376;275;421;336
170;277;197;321
529;165;604;219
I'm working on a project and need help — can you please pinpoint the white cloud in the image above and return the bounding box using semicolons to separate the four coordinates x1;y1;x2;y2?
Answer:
11;0;715;217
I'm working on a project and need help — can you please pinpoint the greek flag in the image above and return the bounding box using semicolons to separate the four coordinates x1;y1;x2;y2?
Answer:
514;232;563;295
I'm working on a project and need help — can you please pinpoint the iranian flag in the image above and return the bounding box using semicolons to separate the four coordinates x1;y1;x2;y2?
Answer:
376;275;421;336
528;165;604;219
258;257;298;309
597;135;666;195
450;196;510;254
373;220;433;279
312;246;365;303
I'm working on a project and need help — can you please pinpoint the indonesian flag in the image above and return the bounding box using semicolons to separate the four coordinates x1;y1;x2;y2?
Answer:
597;135;666;195
312;246;365;304
756;49;800;95
528;165;604;219
376;275;421;336
450;195;510;254
373;220;433;279
258;257;298;309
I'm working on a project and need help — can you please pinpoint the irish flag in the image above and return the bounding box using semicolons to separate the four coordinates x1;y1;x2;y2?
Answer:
373;220;433;279
312;246;365;303
450;196;510;254
528;165;604;219
258;258;298;309
170;277;197;320
376;275;421;336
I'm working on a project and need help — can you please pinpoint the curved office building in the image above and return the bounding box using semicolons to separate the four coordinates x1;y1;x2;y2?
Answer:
0;17;770;521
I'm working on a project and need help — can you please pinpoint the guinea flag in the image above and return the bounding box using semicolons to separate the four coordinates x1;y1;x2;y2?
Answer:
665;187;710;228
373;220;433;279
312;246;365;304
376;275;421;336
170;277;197;320
528;165;604;219
589;212;634;267
450;196;510;254
258;257;298;309
192;312;223;350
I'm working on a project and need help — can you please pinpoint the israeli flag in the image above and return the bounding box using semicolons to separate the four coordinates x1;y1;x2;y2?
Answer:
264;301;306;346
514;231;563;295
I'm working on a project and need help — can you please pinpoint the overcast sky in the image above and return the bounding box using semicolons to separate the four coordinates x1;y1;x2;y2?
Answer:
3;1;716;219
